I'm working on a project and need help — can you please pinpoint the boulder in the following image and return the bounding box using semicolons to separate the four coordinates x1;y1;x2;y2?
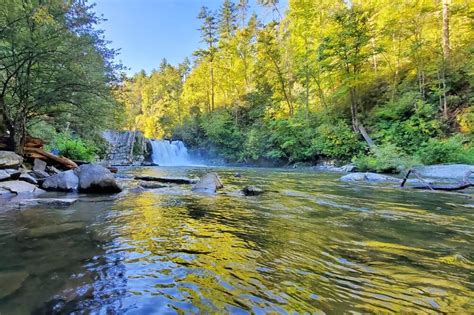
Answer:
33;158;47;172
42;170;79;192
5;169;21;180
30;169;50;180
0;180;45;195
0;151;23;169
46;166;61;175
135;175;199;184
0;271;29;299
340;172;400;183
19;173;38;185
412;164;474;180
139;181;167;189
74;164;122;193
192;173;223;194
242;185;264;196
341;164;356;173
0;170;11;181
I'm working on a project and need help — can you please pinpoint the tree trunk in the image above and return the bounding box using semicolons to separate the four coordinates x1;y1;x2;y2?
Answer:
441;0;450;118
349;88;375;147
210;63;215;112
11;118;27;155
442;0;450;60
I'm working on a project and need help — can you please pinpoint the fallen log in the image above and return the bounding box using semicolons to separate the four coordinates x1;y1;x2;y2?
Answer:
0;136;45;150
411;182;473;191
24;147;78;170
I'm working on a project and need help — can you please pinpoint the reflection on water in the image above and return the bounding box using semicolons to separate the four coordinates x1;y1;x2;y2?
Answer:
0;167;473;313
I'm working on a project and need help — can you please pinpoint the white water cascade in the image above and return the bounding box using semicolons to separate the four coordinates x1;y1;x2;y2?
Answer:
150;140;195;166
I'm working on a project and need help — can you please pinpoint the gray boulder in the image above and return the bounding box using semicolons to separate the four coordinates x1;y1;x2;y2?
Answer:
0;170;11;181
0;180;45;195
42;170;79;192
0;151;23;169
33;158;47;172
192;173;223;194
412;164;474;180
75;164;122;193
19;173;38;185
242;185;264;196
340;172;400;183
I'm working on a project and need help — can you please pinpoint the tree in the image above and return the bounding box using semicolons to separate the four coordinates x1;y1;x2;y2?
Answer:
197;6;218;112
0;0;120;154
318;6;375;145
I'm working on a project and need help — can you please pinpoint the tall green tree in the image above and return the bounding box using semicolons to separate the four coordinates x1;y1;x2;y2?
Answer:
0;0;120;154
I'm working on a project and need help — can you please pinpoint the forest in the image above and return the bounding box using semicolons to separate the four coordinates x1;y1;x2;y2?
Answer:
1;0;473;172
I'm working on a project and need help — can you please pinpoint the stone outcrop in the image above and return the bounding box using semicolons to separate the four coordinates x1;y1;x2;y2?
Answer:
0;169;21;181
74;164;122;193
192;173;223;194
42;170;79;192
412;164;474;180
0;151;23;169
102;130;150;166
340;172;400;183
0;180;45;195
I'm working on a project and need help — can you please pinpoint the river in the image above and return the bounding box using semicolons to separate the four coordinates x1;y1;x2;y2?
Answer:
0;166;473;313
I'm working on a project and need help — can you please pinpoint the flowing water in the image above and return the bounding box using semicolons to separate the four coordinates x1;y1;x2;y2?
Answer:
150;140;195;166
0;167;473;314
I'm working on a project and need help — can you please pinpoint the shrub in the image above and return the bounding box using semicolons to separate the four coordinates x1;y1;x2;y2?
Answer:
46;132;97;162
201;110;245;160
265;117;314;162
308;120;365;162
416;136;474;165
371;92;442;153
353;143;419;173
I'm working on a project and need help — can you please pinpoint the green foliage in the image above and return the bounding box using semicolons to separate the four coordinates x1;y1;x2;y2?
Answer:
46;132;98;162
372;92;442;152
201;110;245;160
353;144;420;173
264;118;312;162
416;136;474;165
309;120;365;162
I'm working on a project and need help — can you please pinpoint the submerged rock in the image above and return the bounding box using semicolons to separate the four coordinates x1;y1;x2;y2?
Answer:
192;173;223;194
340;172;400;183
0;271;29;299
75;164;122;193
135;176;199;184
0;180;45;195
0;151;23;169
139;181;167;189
42;170;79;192
242;185;264;196
18;198;78;208
20;222;85;239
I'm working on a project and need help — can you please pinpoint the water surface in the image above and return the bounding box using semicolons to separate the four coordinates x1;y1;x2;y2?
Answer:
0;167;473;313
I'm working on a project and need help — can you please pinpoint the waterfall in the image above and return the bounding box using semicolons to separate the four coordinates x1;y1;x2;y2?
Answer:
150;140;194;166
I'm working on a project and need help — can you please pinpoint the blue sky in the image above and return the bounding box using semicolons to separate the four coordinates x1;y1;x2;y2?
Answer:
94;0;288;75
